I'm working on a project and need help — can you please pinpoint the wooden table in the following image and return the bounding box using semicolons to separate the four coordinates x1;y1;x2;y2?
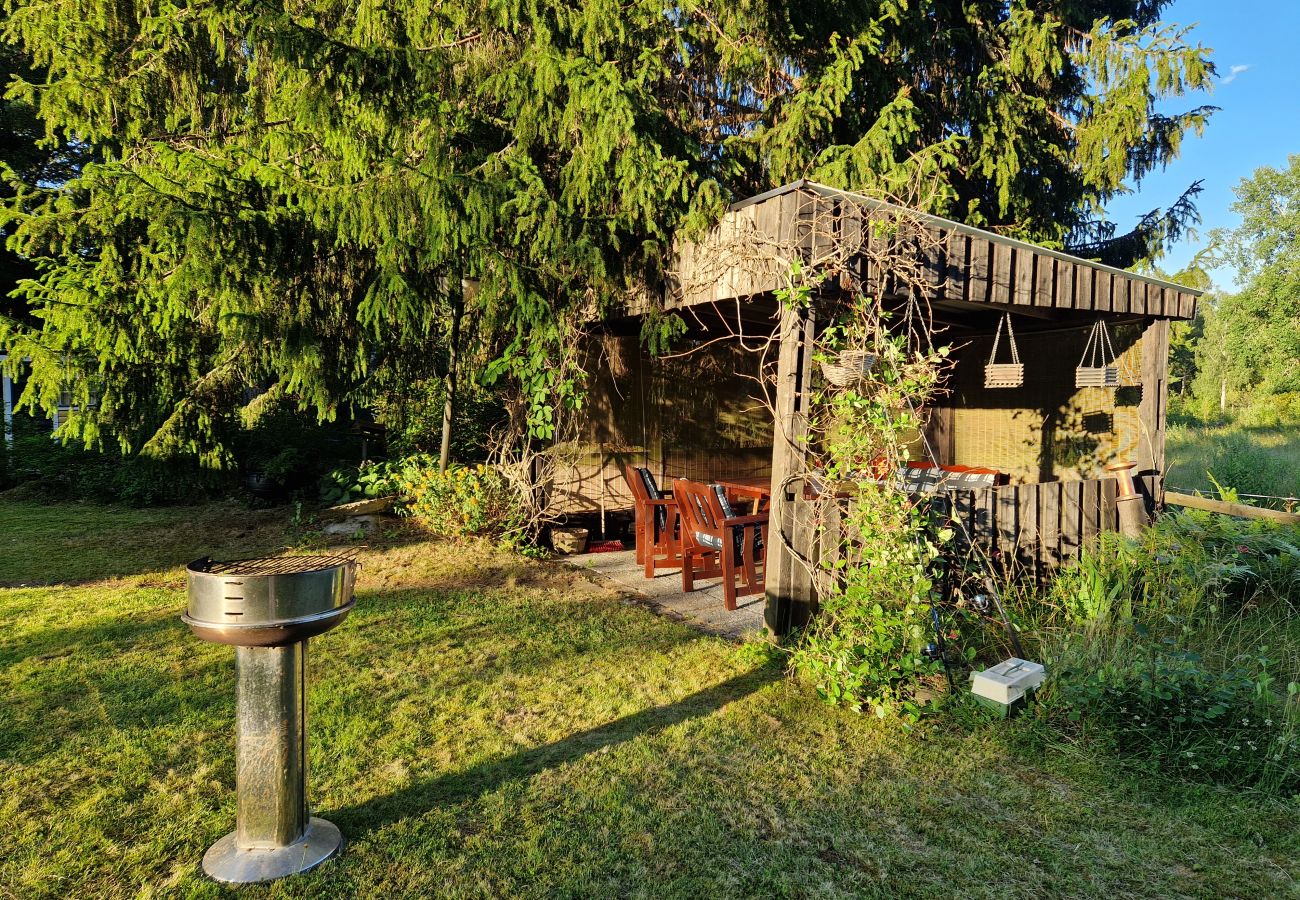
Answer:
715;477;772;513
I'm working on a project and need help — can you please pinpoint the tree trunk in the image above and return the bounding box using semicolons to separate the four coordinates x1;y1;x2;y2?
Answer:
439;281;465;474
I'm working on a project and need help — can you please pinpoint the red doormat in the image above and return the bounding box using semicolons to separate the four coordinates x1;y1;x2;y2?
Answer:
587;540;625;554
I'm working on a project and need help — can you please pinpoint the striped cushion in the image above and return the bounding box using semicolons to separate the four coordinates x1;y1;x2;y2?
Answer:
712;483;737;518
694;530;723;550
942;470;999;490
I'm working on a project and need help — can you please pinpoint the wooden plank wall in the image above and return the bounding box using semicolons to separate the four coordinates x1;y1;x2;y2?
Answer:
941;474;1160;574
828;475;1162;587
959;477;1109;573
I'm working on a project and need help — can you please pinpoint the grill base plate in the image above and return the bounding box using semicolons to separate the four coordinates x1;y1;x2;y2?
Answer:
202;816;343;884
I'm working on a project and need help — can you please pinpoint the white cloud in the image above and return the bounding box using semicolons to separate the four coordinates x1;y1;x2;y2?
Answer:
1221;64;1251;85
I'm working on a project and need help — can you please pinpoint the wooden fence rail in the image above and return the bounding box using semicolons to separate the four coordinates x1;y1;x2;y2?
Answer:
1165;491;1300;524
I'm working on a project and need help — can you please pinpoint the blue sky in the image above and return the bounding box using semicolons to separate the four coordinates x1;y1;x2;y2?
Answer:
1103;0;1300;289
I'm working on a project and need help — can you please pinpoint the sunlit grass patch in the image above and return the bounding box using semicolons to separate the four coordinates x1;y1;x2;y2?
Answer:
2;501;1297;898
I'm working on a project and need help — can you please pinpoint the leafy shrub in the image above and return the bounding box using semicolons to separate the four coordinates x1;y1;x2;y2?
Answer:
393;456;529;545
1235;392;1300;428
1051;516;1300;626
1166;393;1221;427
1202;431;1296;502
233;401;362;494
795;568;944;718
2;399;371;506
1;420;228;505
790;306;953;720
369;376;507;461
319;461;403;505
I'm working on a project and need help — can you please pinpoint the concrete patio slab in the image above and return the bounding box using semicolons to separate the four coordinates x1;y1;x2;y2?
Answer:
567;549;766;641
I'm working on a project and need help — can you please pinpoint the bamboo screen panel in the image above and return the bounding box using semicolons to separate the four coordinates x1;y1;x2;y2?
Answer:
654;338;773;486
938;323;1147;483
546;334;653;515
549;333;774;514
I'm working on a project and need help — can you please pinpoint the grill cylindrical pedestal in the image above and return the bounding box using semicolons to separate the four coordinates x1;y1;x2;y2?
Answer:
201;640;343;884
236;644;308;848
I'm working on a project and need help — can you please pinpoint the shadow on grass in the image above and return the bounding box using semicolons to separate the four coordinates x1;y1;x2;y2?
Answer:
328;583;726;678
3;578;737;763
332;663;783;834
0;607;188;670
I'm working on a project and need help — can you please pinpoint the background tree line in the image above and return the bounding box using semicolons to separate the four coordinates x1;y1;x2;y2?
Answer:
1159;154;1300;427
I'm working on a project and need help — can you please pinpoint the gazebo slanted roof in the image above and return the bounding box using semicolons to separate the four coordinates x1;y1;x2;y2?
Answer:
643;180;1201;321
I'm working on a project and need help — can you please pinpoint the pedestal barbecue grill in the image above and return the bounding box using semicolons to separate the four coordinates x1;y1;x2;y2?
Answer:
184;553;358;884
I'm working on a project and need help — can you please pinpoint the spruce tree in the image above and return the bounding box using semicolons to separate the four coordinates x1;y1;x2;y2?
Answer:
0;2;1214;461
0;43;81;323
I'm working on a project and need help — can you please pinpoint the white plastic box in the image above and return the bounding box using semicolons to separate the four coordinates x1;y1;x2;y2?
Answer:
971;658;1046;705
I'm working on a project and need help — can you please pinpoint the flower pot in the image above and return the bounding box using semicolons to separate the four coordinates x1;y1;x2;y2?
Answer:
551;527;590;555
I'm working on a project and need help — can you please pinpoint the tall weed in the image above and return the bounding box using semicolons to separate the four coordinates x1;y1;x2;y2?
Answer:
1030;511;1300;795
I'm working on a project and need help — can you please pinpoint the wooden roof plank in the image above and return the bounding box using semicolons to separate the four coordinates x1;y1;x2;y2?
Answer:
946;230;970;303
1094;269;1113;313
1035;254;1056;308
925;228;947;296
1012;247;1035;306
1079;264;1096;312
1055;260;1075;309
664;182;1201;320
991;241;1014;304
968;236;991;303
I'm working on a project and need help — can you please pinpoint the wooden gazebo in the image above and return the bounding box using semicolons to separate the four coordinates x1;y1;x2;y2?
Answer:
553;181;1201;634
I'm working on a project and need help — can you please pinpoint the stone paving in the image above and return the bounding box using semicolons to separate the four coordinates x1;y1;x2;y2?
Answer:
569;549;766;641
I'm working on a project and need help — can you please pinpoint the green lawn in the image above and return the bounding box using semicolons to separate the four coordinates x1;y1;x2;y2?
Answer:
1;501;1297;898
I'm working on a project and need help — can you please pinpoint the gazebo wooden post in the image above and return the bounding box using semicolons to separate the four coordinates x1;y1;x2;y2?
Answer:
1138;317;1170;476
765;301;818;636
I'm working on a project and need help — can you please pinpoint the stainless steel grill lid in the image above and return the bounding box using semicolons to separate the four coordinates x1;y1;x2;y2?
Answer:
184;554;357;647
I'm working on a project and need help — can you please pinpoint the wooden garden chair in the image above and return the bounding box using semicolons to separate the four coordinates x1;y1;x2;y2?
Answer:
623;465;682;578
673;478;768;611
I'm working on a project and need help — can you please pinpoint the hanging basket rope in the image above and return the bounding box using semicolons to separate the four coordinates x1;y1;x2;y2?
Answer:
820;349;877;387
984;313;1024;388
1076;320;1120;388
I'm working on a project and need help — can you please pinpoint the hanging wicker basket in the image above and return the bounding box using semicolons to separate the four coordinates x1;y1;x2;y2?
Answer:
984;313;1024;388
820;349;877;387
1076;320;1120;389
